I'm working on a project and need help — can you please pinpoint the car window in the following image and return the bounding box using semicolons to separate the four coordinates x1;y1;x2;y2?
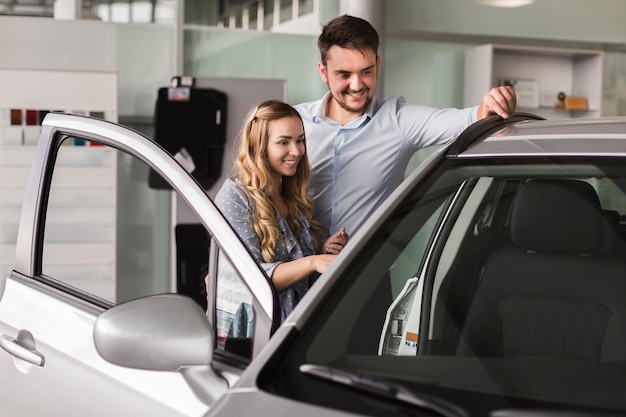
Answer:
41;136;207;307
215;252;255;359
275;158;626;415
41;134;260;362
590;177;626;214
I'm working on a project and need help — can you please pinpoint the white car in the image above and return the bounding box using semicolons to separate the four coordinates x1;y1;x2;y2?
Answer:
4;113;626;416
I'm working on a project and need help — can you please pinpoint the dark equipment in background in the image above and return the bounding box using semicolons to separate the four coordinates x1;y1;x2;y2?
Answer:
150;77;226;309
149;81;228;190
175;223;210;310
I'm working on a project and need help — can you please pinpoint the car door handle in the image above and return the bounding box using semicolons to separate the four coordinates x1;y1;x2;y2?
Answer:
1;330;45;367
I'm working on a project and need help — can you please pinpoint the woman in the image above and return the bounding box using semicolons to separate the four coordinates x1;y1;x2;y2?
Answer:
216;100;347;323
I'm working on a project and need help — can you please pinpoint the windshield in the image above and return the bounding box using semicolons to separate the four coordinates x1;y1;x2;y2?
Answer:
270;157;626;416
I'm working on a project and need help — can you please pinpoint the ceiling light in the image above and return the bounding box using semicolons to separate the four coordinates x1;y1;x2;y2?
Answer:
477;0;534;7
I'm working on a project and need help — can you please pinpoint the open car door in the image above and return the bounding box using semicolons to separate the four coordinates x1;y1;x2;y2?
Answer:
0;114;276;416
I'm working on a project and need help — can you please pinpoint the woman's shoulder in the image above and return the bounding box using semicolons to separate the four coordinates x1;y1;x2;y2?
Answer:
215;177;248;208
217;176;238;191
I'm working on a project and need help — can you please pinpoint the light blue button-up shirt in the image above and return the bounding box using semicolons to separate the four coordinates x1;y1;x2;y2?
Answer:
295;92;478;236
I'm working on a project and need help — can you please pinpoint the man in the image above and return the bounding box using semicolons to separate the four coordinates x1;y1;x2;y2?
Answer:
295;14;517;238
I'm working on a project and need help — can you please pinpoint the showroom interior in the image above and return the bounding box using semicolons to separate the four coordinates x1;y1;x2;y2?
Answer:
1;0;626;298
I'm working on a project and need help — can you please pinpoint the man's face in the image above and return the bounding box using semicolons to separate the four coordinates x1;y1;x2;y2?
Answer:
318;46;379;116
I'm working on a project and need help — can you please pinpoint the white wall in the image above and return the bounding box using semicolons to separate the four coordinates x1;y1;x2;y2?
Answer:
116;24;176;117
0;17;118;120
0;16;175;119
0;16;116;72
386;0;626;45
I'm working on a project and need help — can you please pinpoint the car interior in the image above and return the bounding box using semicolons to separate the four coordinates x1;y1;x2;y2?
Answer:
274;162;626;415
455;179;626;362
425;175;626;360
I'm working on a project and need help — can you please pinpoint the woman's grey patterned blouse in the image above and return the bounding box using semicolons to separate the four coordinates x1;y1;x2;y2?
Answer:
215;177;322;323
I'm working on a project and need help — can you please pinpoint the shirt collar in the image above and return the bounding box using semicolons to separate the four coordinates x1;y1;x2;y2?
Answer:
312;91;374;127
311;92;333;123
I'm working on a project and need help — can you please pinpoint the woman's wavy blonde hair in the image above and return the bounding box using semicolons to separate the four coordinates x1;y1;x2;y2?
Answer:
234;100;322;262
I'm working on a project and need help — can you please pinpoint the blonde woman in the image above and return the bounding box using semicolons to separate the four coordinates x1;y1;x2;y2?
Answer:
216;100;347;322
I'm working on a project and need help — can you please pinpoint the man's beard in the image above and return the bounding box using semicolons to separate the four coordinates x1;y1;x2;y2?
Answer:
329;86;372;114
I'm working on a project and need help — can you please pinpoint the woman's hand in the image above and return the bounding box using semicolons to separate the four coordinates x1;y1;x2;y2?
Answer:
312;253;336;275
322;227;348;254
272;228;348;290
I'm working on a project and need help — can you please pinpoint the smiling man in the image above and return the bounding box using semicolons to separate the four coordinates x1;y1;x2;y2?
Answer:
295;14;517;238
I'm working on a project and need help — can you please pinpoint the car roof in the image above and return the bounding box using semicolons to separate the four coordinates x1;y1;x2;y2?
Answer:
449;115;626;159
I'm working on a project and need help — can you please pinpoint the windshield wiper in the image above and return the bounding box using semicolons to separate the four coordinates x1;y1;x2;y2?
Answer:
299;363;469;417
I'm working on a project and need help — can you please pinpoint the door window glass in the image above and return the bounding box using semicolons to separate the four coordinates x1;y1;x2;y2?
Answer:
215;251;254;359
41;136;207;307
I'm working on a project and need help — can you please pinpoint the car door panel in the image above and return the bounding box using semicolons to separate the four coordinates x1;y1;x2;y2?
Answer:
0;114;275;416
0;275;206;416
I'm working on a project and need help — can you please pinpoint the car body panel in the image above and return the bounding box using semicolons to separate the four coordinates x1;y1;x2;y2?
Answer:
0;275;203;416
459;117;626;158
209;387;363;417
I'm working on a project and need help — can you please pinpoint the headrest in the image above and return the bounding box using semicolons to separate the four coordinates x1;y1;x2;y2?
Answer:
511;180;603;254
602;209;620;230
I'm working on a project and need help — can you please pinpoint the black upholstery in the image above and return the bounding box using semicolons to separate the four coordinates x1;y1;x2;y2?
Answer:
457;180;626;363
600;209;626;254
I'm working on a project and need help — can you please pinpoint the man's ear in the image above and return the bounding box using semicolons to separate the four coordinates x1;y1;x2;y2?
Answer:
318;62;328;83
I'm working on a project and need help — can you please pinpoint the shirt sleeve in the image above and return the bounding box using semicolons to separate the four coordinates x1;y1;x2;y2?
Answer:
214;178;282;278
393;96;478;149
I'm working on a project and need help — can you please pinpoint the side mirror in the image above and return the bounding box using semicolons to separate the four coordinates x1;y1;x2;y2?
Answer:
93;293;228;405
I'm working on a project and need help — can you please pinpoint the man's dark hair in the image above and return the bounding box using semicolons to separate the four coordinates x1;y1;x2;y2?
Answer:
317;14;379;65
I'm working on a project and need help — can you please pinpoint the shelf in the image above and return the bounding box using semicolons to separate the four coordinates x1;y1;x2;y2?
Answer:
0;104;117;301
0;25;120;302
464;44;603;119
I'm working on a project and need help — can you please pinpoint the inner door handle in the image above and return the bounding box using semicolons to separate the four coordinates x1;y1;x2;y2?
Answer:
1;329;45;367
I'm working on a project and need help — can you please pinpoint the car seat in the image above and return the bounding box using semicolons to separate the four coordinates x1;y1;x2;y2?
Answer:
457;179;626;363
600;209;626;255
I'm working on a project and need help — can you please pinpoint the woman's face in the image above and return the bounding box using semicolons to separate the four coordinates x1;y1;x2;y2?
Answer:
266;115;305;181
